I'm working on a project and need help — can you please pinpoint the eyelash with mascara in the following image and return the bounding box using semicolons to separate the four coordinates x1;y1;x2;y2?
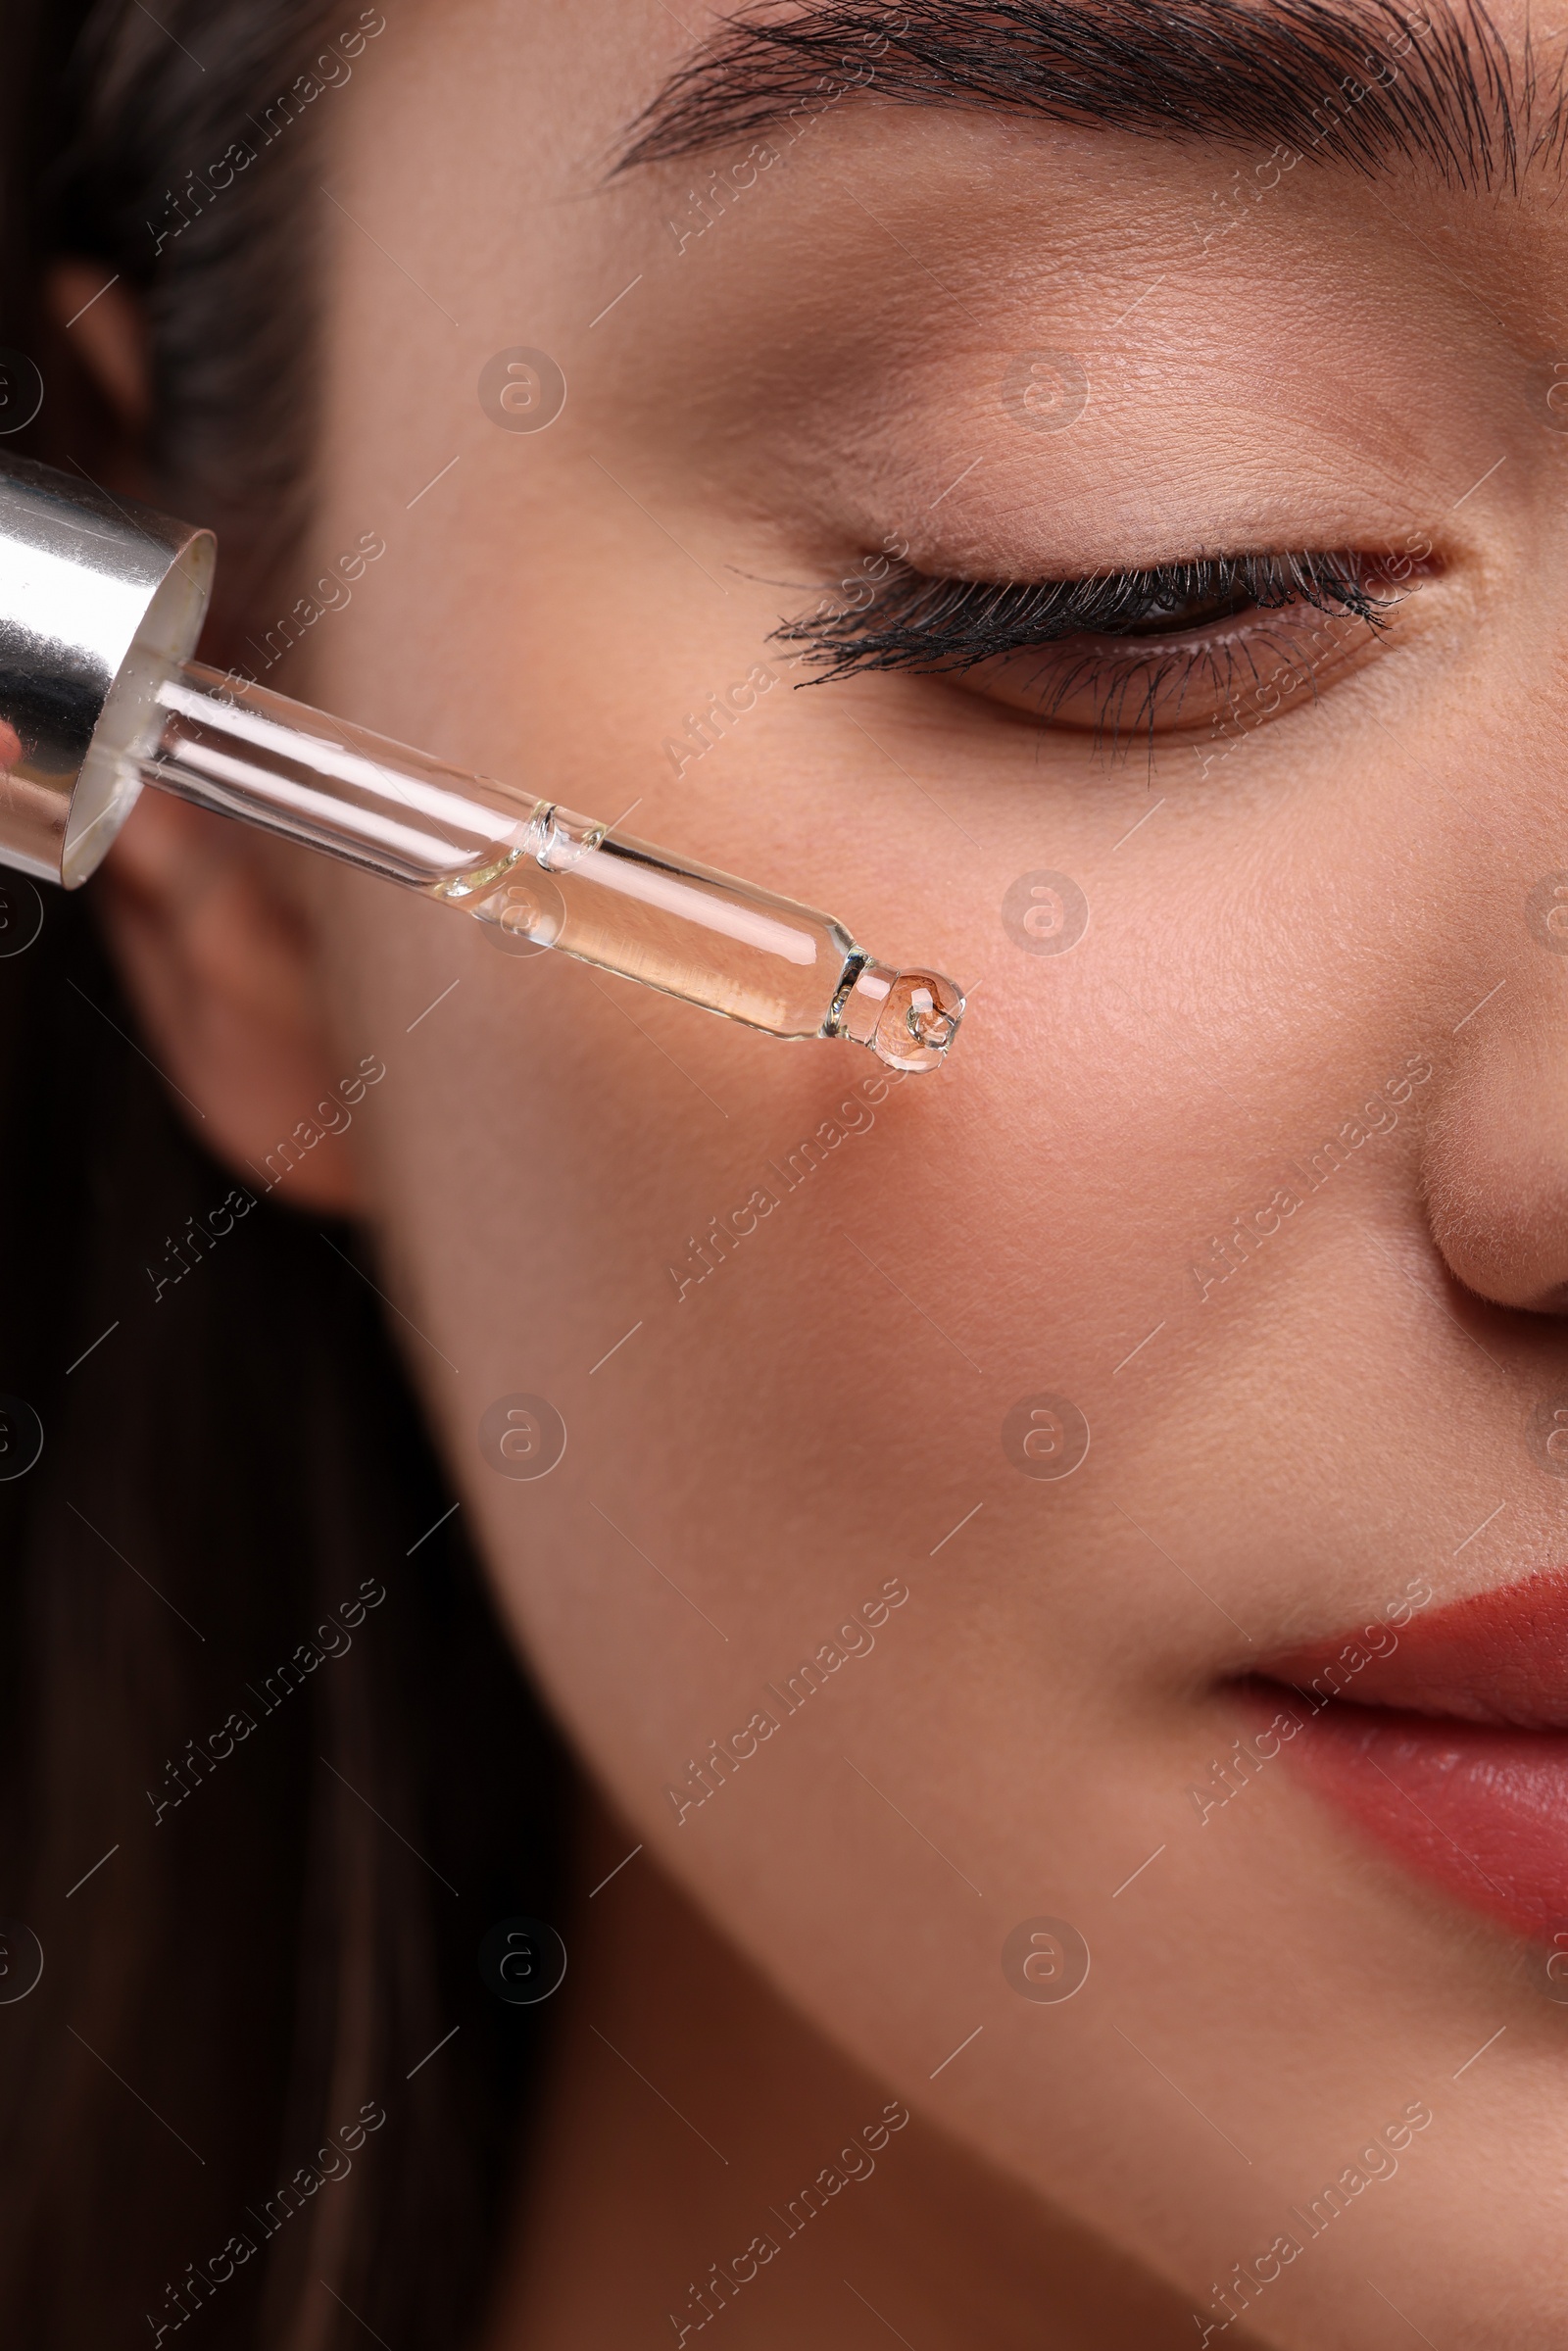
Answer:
772;551;1407;748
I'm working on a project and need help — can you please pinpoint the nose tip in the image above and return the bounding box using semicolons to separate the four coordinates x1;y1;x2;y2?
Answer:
1422;1012;1568;1312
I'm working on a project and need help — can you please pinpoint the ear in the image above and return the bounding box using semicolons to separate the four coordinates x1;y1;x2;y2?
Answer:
96;792;365;1215
43;262;361;1213
45;260;151;434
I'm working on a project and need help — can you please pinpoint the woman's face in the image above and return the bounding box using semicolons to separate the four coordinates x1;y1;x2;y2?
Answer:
121;0;1568;2336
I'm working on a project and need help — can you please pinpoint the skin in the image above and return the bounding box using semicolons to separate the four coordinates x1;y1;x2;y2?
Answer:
62;0;1568;2341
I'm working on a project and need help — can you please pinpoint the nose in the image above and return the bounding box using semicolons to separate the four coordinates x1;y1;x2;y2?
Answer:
1422;990;1568;1311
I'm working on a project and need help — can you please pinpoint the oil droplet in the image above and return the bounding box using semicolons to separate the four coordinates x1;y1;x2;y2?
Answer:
873;969;965;1072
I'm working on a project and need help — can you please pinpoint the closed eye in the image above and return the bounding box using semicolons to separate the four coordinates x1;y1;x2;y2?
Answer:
772;548;1432;752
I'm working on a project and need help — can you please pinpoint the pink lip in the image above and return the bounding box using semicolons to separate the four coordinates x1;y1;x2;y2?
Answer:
1250;1569;1568;1942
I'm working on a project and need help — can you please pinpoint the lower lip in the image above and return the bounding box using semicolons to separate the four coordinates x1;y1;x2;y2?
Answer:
1244;1687;1568;1943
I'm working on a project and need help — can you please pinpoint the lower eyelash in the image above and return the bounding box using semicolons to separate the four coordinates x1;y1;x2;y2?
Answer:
1025;625;1315;749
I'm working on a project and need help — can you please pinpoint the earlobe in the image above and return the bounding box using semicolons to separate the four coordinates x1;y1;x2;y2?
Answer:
96;793;365;1214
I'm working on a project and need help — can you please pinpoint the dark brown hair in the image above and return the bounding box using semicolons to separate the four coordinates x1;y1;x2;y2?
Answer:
0;7;568;2344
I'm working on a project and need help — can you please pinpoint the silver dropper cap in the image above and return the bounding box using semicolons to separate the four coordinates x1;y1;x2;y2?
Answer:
0;453;214;886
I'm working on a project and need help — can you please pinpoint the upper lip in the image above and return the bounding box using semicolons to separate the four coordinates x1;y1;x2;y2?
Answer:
1258;1567;1568;1733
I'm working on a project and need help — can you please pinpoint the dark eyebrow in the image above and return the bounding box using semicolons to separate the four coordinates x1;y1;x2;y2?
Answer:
616;0;1565;190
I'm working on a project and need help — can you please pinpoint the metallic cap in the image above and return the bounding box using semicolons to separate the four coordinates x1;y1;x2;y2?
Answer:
0;454;215;886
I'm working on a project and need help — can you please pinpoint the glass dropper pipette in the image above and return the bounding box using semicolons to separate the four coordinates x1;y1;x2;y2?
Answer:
0;454;964;1077
142;661;965;1074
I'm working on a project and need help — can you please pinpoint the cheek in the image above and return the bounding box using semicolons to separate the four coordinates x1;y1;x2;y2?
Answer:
308;786;1254;2142
310;633;1386;1998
